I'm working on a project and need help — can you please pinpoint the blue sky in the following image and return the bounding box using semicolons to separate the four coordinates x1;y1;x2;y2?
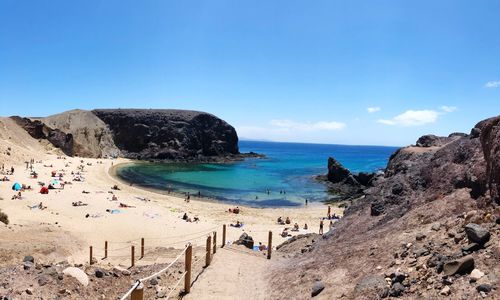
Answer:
1;0;499;146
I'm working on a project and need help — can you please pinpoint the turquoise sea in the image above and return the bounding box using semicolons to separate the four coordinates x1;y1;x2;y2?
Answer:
115;141;398;207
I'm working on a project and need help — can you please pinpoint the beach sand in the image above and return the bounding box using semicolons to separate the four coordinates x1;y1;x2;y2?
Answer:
1;151;342;267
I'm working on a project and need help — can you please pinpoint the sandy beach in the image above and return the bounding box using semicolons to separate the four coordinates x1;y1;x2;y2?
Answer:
1;147;341;268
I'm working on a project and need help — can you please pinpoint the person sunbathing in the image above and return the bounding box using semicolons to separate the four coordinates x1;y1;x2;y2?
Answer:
292;223;299;231
119;202;135;208
281;229;289;237
72;201;88;207
111;185;120;190
111;194;118;201
228;206;240;214
303;223;308;230
182;213;188;220
230;221;243;228
285;217;291;224
277;217;285;225
38;202;47;210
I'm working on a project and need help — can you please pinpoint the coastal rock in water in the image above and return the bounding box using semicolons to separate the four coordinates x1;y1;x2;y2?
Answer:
327;157;352;183
92;109;239;160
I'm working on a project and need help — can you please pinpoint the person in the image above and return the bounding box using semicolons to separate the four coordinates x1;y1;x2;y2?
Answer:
281;228;289;237
303;223;308;230
285;217;291;224
10;167;14;174
293;223;299;231
305;198;308;206
111;194;118;201
319;220;324;235
329;220;334;231
327;206;331;219
258;242;266;251
277;216;283;224
182;213;188;220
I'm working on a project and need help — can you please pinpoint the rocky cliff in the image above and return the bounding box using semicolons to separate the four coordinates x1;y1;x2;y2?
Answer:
10;116;74;156
270;116;500;300
92;109;239;159
11;109;241;160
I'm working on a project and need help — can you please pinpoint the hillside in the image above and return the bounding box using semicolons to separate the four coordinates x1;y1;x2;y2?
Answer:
270;116;500;299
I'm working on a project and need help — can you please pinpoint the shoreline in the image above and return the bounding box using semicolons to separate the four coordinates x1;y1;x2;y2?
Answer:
110;160;334;209
1;154;342;266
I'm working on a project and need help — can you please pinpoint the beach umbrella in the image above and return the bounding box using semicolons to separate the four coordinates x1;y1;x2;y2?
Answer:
12;183;22;191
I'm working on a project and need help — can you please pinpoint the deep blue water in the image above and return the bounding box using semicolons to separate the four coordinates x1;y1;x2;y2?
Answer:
115;141;398;207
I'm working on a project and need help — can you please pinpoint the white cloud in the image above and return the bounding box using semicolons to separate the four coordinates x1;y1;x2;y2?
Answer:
440;105;457;113
270;119;346;131
485;81;500;88
237;119;346;141
377;110;439;126
367;107;381;113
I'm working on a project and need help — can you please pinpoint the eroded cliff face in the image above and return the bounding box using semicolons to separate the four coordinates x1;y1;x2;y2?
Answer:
92;109;239;159
476;116;500;205
10;116;74;156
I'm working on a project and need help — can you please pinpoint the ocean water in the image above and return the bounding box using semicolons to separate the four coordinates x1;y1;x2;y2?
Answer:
115;141;398;207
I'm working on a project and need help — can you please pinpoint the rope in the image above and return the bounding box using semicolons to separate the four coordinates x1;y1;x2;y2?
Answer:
140;246;188;282
119;280;140;300
166;271;187;300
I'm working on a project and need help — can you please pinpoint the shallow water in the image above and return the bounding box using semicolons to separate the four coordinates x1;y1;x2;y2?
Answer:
115;141;398;207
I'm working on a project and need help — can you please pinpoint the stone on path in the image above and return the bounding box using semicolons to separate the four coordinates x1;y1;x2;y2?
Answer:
63;267;89;286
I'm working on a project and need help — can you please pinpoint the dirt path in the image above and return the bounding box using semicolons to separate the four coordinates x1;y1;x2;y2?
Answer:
184;246;271;300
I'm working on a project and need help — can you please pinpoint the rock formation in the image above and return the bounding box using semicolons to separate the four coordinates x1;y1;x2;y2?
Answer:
10;116;74;156
92;109;239;159
11;108;241;160
271;115;500;300
319;157;377;199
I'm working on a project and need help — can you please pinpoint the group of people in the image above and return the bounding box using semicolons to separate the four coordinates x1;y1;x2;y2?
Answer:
182;212;200;223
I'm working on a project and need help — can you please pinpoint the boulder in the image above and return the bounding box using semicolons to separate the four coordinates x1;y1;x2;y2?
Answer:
23;255;34;263
477;284;492;293
311;280;325;297
389;282;405;297
464;223;490;245
63;267;89;286
234;233;254;249
442;255;474;276
469;269;485;282
95;269;104;278
327;157;351;183
354;275;388;297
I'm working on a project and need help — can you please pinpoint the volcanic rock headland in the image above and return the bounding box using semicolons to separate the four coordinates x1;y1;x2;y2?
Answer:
10;109;246;161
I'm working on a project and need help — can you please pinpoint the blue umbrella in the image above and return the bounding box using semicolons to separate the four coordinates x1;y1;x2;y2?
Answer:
12;182;22;191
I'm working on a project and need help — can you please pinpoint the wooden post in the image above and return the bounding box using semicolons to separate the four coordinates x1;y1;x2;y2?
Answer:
184;245;192;294
213;231;217;254
131;245;135;267
222;224;226;248
130;282;144;300
89;246;93;265
205;235;212;267
267;231;272;260
104;241;108;259
141;238;144;259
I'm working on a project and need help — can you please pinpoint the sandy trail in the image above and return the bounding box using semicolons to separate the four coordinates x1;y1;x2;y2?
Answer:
185;246;271;300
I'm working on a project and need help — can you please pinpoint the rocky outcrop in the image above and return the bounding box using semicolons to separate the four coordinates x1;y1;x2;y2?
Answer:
42;109;121;158
319;157;377;198
10;116;74;156
476;116;500;205
92;109;239;160
270;115;500;300
12;109;242;160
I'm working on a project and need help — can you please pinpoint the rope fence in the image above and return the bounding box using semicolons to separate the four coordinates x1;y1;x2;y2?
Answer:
88;224;276;299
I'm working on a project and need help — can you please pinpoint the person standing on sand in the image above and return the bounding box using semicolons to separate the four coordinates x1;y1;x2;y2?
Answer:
319;220;324;235
305;198;308;206
327;205;331;219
